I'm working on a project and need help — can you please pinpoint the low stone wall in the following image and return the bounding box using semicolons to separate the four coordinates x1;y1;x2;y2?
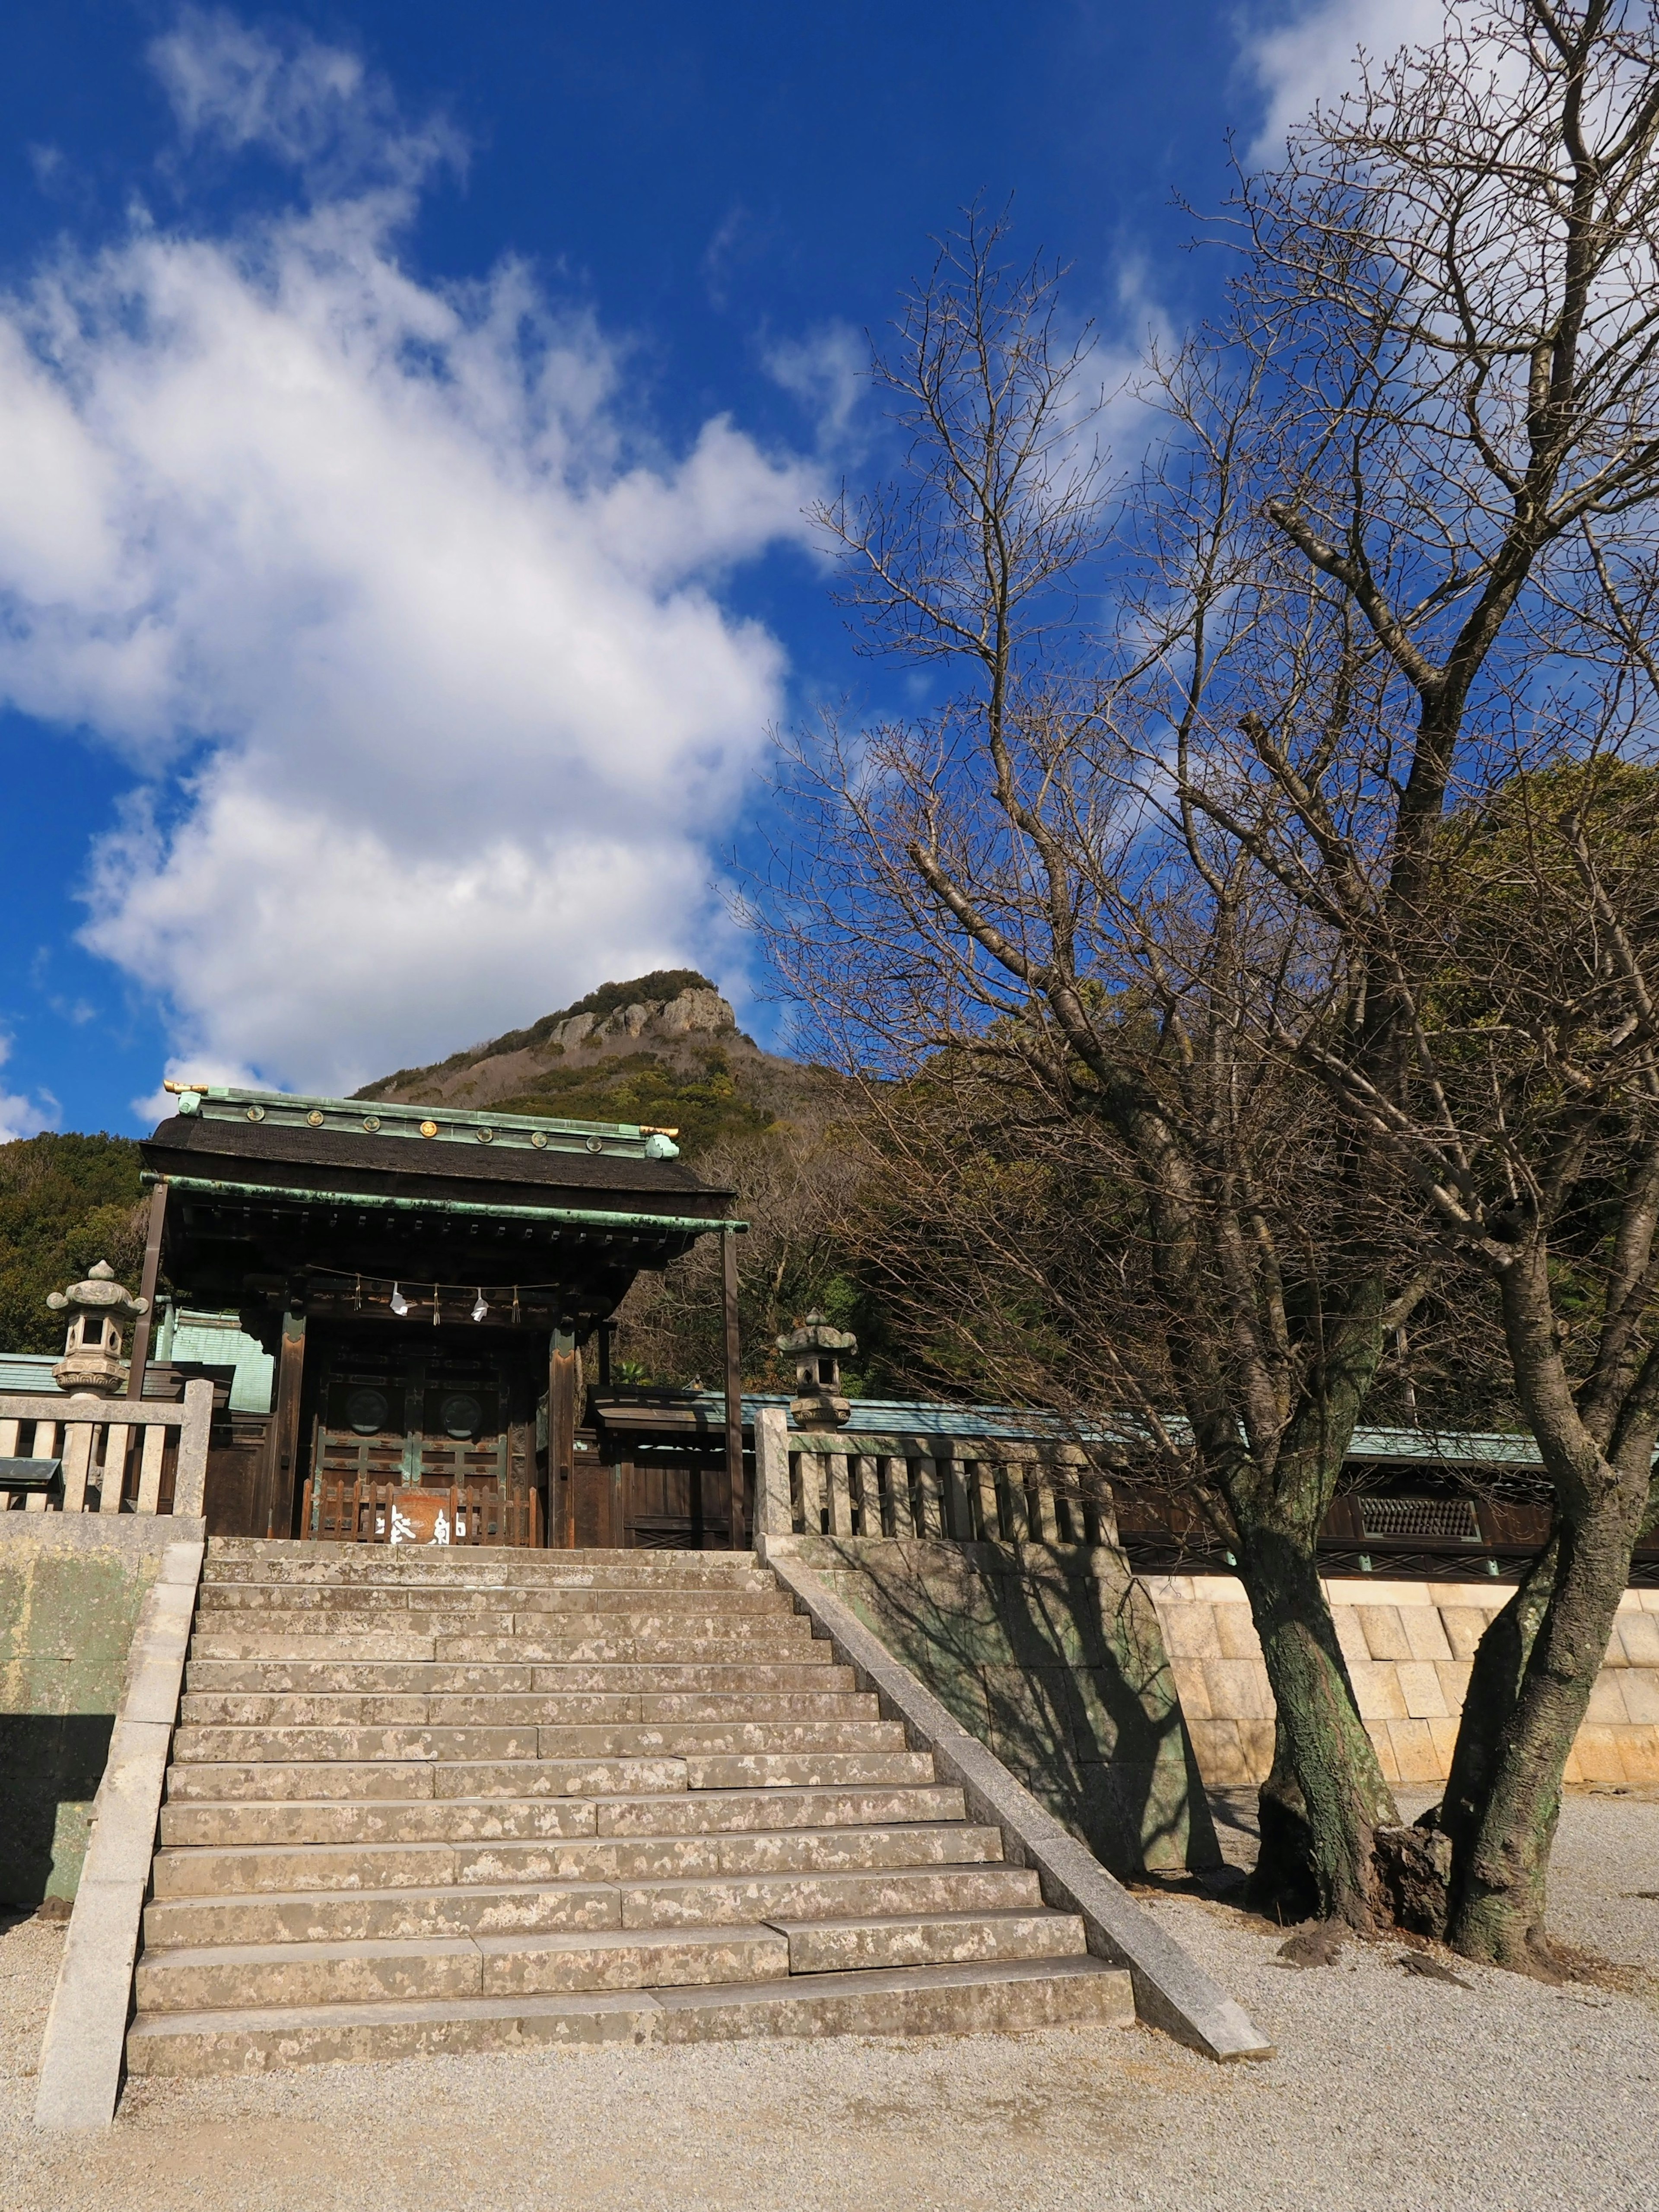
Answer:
0;1516;203;1906
784;1535;1222;1874
1143;1573;1659;1791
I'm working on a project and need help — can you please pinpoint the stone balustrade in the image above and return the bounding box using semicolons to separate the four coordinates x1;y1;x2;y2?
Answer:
755;1408;1116;1548
0;1381;212;1518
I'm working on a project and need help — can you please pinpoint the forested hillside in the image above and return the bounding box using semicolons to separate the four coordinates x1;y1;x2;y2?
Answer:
0;1134;148;1354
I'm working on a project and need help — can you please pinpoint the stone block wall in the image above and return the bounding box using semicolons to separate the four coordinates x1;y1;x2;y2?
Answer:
0;1516;201;1905
1142;1573;1659;1791
785;1535;1223;1874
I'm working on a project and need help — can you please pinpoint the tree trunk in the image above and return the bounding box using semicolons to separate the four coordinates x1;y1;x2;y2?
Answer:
1235;1519;1399;1925
1445;1499;1639;1970
1433;1532;1559;1875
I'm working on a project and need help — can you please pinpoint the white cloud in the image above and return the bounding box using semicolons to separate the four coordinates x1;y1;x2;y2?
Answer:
0;1037;57;1145
764;323;866;453
0;12;822;1101
1238;0;1449;154
150;5;462;194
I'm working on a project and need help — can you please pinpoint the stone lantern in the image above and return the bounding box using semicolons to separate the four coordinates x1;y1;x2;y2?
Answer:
47;1261;149;1397
775;1311;857;1431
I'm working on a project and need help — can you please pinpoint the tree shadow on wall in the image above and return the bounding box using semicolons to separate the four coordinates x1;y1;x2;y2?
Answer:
819;1539;1219;1875
0;1715;114;1906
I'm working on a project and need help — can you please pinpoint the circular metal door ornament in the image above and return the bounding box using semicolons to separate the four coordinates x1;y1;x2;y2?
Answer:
476;1127;495;1143
439;1391;483;1440
585;1136;604;1153
306;1109;325;1127
530;1131;548;1149
419;1120;439;1138
346;1386;390;1435
245;1104;265;1121
362;1115;381;1132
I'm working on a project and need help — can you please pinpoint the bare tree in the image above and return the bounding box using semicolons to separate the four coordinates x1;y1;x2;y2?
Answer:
1135;0;1659;1967
761;213;1431;1927
617;1109;865;1387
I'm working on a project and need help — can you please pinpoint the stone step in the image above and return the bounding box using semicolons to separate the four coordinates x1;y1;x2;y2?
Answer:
198;1602;814;1642
143;1867;1042;1951
195;1619;821;1655
149;1822;1005;1897
133;1544;1138;2084
125;1957;1136;2076
173;1720;907;1762
134;1925;792;2012
144;1881;619;1948
681;1751;934;1790
617;1866;1040;1930
182;1674;877;1720
188;1635;844;1673
775;1908;1087;1974
200;1584;796;1617
159;1785;972;1849
165;1758;694;1802
204;1545;774;1591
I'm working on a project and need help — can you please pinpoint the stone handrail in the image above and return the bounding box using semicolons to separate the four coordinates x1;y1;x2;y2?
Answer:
0;1381;212;1518
753;1406;1117;1545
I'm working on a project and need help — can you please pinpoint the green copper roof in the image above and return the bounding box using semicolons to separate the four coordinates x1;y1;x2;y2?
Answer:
165;1084;680;1162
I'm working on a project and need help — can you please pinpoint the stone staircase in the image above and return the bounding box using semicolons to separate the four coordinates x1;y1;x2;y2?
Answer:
125;1539;1132;2074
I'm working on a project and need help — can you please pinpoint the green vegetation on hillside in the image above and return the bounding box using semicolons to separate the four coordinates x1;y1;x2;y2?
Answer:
356;970;717;1100
491;1048;773;1159
0;1135;149;1354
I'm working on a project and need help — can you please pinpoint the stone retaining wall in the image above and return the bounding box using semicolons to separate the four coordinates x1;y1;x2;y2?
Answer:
787;1536;1222;1874
0;1516;203;1905
1142;1573;1659;1790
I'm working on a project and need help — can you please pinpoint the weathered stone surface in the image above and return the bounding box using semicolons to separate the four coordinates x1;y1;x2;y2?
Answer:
653;1955;1134;2044
477;1924;789;1994
775;1535;1220;1877
162;1795;600;1848
137;1935;486;2011
34;1538;203;2128
1;1517;203;1906
592;1784;967;1835
762;1543;1273;2063
776;1907;1084;1973
114;1539;1185;2090
144;1879;622;1948
126;1989;660;2075
684;1750;935;1790
432;1757;689;1800
164;1759;437;1802
617;1864;1039;1929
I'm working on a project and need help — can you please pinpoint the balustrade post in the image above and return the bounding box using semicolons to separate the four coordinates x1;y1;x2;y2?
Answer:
913;1453;942;1538
753;1406;793;1538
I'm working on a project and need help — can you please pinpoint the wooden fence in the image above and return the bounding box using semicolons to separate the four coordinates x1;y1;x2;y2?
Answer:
754;1412;1116;1545
301;1473;542;1547
0;1382;213;1517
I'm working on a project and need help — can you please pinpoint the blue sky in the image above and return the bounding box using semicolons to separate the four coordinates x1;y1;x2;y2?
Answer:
0;0;1420;1138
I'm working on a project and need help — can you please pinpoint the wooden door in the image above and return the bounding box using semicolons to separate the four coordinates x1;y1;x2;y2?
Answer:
304;1334;537;1540
618;1442;731;1549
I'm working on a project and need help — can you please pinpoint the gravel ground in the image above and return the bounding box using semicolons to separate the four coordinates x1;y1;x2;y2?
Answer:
4;1791;1656;2212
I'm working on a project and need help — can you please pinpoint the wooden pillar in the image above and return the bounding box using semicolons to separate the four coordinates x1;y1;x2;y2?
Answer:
124;1180;169;1401
722;1228;745;1552
264;1310;307;1539
549;1328;578;1549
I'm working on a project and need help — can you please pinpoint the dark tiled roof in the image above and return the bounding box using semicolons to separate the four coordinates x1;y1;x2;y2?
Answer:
141;1115;731;1213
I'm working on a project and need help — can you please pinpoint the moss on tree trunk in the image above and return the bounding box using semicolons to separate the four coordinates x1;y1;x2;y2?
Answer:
1235;1519;1398;1925
1446;1504;1638;1970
